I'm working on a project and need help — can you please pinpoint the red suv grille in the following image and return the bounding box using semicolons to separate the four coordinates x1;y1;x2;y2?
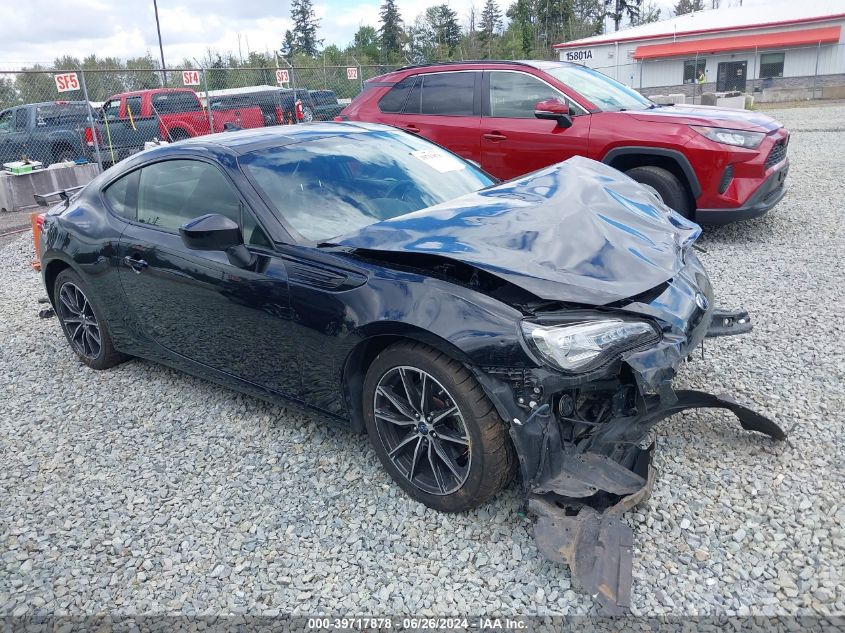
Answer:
765;138;787;170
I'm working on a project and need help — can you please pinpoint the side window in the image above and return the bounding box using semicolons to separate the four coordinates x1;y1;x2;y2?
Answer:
488;72;566;118
378;76;415;113
137;160;241;232
103;170;140;219
420;72;475;116
125;96;142;120
0;111;12;133
102;99;121;121
14;108;28;131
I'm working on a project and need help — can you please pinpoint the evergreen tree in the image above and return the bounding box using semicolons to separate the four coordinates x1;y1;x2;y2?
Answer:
354;25;381;60
479;0;503;55
280;30;296;57
506;0;533;57
379;0;404;59
673;0;703;15
605;0;642;31
290;0;322;57
424;5;462;55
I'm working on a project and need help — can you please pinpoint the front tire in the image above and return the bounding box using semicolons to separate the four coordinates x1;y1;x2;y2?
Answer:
625;165;692;217
54;268;128;370
363;342;515;512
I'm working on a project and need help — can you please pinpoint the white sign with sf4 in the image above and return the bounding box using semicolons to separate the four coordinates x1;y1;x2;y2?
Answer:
54;73;80;93
410;150;465;173
182;70;201;86
564;49;593;62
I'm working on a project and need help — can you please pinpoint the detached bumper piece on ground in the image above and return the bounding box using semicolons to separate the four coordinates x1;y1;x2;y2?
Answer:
516;316;786;614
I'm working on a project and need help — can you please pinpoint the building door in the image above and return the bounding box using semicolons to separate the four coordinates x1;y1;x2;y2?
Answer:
717;61;747;92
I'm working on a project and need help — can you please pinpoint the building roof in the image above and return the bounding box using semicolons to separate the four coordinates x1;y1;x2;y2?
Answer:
553;0;845;49
633;25;841;58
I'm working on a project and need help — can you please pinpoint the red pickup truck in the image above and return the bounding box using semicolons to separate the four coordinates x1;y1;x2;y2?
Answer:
88;88;264;164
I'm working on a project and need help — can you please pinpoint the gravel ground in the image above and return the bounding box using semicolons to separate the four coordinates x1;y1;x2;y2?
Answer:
1;103;843;618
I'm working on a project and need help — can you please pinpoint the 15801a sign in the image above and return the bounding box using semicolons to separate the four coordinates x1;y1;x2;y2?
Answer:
564;49;593;62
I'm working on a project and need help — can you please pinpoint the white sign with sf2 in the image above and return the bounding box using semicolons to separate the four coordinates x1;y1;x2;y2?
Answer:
563;49;593;62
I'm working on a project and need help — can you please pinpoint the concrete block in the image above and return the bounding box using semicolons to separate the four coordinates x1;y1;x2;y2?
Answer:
667;93;686;104
821;84;845;99
700;92;718;106
758;87;813;103
715;95;746;110
0;162;99;213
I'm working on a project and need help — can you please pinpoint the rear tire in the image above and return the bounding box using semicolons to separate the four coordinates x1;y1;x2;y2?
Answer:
54;268;129;370
363;342;515;512
625;165;692;218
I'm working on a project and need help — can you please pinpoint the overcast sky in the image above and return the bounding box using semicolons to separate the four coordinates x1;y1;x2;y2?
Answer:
4;0;757;68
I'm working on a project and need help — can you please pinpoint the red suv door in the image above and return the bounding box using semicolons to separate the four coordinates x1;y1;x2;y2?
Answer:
480;70;591;180
391;71;482;164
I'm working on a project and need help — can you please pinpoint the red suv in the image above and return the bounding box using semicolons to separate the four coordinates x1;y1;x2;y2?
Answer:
340;60;790;223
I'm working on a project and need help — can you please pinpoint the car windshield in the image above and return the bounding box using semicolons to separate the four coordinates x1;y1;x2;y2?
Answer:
544;64;653;112
240;129;494;242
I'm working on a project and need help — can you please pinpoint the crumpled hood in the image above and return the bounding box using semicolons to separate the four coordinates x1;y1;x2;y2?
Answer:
627;104;782;132
333;156;701;305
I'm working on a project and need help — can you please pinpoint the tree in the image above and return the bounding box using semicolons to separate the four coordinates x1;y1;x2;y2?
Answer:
379;0;404;60
631;0;661;24
354;25;381;60
605;0;642;31
674;0;703;15
280;30;296;57
479;0;503;55
571;0;605;39
416;5;461;57
535;0;574;51
290;0;322;57
506;0;533;57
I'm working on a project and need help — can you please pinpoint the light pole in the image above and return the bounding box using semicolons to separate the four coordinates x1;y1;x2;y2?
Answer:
153;0;167;86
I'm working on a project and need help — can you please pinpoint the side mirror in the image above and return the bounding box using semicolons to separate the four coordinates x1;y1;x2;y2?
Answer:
534;99;573;128
179;213;256;268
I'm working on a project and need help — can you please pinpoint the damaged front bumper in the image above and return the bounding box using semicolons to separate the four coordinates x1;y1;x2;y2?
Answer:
472;253;786;614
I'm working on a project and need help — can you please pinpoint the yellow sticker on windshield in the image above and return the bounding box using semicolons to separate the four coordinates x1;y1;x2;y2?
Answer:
410;149;466;173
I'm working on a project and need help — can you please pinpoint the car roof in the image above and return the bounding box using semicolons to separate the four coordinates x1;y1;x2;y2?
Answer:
176;121;394;154
369;59;579;83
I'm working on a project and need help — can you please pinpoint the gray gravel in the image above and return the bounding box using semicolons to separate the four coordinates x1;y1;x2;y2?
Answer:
1;103;844;618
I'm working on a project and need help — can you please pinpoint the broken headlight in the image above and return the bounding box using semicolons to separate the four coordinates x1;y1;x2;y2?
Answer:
690;125;765;149
521;317;660;373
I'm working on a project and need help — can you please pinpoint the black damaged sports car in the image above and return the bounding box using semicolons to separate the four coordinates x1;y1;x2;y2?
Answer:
37;122;785;612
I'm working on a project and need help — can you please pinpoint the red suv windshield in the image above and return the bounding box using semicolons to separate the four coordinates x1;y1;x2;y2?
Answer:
542;64;653;112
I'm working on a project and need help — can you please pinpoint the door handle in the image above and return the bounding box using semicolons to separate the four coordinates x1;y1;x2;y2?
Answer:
123;255;148;273
483;132;508;142
404;124;421;134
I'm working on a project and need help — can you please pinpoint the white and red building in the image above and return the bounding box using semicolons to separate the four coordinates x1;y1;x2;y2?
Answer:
553;0;845;99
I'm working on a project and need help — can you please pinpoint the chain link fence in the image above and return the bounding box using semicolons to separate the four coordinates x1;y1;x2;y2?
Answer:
0;64;402;174
2;46;844;176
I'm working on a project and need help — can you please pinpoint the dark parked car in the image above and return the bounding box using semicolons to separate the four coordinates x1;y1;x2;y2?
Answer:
0;101;92;166
37;123;784;613
309;90;344;121
341;60;790;223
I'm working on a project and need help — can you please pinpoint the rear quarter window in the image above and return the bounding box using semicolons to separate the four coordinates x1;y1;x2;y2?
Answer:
378;77;416;113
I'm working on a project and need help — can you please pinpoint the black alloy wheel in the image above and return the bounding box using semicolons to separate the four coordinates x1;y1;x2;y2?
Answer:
363;343;515;513
373;365;472;496
57;281;101;359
